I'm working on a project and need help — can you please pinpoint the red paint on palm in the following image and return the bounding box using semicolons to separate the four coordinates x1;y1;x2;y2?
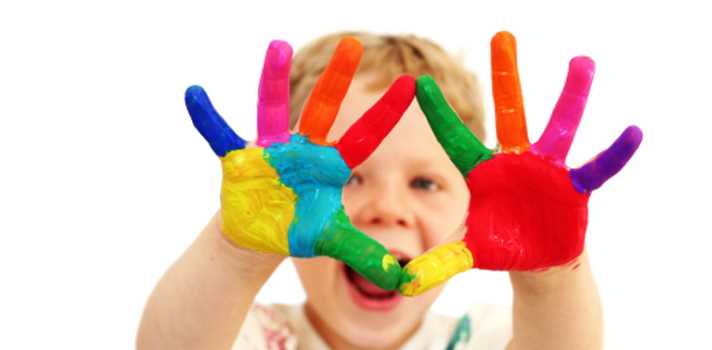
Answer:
463;152;589;271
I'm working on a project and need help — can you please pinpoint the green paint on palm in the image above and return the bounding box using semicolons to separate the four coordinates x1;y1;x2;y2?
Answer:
316;208;401;290
416;75;492;176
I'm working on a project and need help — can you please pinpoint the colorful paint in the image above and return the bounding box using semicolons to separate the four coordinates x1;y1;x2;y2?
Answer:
265;134;351;257
220;147;295;255
400;31;643;295
257;40;292;147
400;241;474;296
491;32;530;154
185;38;415;290
415;75;492;176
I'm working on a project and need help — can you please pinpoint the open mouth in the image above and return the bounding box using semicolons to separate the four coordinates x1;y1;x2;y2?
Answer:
342;252;411;311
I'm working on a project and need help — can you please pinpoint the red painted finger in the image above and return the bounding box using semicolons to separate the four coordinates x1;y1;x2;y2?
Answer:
336;75;416;168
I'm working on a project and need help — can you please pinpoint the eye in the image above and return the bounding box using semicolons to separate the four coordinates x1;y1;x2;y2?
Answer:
346;174;363;187
410;176;440;191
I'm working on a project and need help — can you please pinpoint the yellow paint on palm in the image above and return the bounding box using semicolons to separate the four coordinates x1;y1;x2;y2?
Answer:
399;241;474;296
220;148;295;255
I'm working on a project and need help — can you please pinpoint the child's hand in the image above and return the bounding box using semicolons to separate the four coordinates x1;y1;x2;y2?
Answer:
399;32;643;296
186;38;415;290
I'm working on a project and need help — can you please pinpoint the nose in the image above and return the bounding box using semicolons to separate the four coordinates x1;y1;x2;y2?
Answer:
352;181;415;229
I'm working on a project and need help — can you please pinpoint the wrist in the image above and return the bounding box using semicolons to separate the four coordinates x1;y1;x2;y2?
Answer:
208;212;286;278
509;252;587;295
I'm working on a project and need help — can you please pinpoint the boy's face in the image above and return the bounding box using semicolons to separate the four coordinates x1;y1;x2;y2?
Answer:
293;73;470;348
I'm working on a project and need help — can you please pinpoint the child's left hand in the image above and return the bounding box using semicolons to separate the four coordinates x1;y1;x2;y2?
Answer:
399;32;643;296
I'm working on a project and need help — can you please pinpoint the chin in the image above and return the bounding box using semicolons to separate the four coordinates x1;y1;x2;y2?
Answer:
296;255;444;349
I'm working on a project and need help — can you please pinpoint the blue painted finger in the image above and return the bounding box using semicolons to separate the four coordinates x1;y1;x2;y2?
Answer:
185;85;247;156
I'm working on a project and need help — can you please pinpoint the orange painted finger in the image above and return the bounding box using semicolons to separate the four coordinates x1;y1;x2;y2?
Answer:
491;31;530;153
299;37;363;144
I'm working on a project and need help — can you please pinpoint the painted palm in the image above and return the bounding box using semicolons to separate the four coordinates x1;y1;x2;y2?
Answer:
186;38;415;290
400;32;643;296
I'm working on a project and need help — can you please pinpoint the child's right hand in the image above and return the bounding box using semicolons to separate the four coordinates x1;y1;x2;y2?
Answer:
184;38;415;290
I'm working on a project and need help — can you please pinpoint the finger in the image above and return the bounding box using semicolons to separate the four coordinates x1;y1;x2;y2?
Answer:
569;126;643;193
299;37;363;144
257;40;293;147
336;75;416;169
316;209;402;290
416;75;492;176
185;85;246;156
533;56;595;164
491;31;530;153
399;241;474;296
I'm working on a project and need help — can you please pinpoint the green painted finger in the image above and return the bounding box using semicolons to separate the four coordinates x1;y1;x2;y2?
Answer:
315;209;401;290
416;76;492;176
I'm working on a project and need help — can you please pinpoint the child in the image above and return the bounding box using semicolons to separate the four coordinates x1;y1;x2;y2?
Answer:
138;32;611;349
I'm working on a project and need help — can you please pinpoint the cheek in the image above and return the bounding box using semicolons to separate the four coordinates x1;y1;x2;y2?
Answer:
341;185;370;218
293;257;339;298
415;191;470;248
340;188;357;216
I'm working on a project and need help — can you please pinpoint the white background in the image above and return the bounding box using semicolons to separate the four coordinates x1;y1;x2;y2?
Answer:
0;0;709;348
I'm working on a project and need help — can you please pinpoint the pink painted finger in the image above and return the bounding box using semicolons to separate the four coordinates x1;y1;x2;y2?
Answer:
257;40;293;147
532;56;595;164
336;75;415;168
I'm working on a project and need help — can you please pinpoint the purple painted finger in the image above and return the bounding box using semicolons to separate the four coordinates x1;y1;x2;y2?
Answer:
257;40;293;147
570;126;643;193
533;56;595;164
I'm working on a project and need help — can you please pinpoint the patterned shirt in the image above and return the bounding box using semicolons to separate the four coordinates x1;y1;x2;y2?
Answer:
233;303;512;349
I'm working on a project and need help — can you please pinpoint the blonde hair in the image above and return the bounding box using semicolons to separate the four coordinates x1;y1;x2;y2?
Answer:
289;31;486;140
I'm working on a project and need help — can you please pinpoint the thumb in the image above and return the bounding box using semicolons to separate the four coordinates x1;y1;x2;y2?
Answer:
399;241;474;296
315;209;402;290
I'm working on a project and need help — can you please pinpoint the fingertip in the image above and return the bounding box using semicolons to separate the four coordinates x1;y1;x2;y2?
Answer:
491;31;517;71
416;74;436;86
394;74;416;92
185;85;206;102
624;125;644;146
492;31;516;46
185;85;214;119
570;55;595;73
387;75;416;106
566;56;596;96
614;125;644;164
265;40;293;73
336;36;364;59
268;39;293;55
612;125;644;158
415;75;442;102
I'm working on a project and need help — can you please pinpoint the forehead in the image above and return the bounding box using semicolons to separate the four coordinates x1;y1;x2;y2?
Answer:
326;75;448;164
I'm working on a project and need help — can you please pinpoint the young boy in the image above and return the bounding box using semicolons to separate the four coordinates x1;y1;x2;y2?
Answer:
138;32;607;349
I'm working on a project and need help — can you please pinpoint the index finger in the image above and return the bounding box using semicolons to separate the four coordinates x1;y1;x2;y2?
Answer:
336;75;416;169
491;31;530;153
299;37;363;144
416;75;492;176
